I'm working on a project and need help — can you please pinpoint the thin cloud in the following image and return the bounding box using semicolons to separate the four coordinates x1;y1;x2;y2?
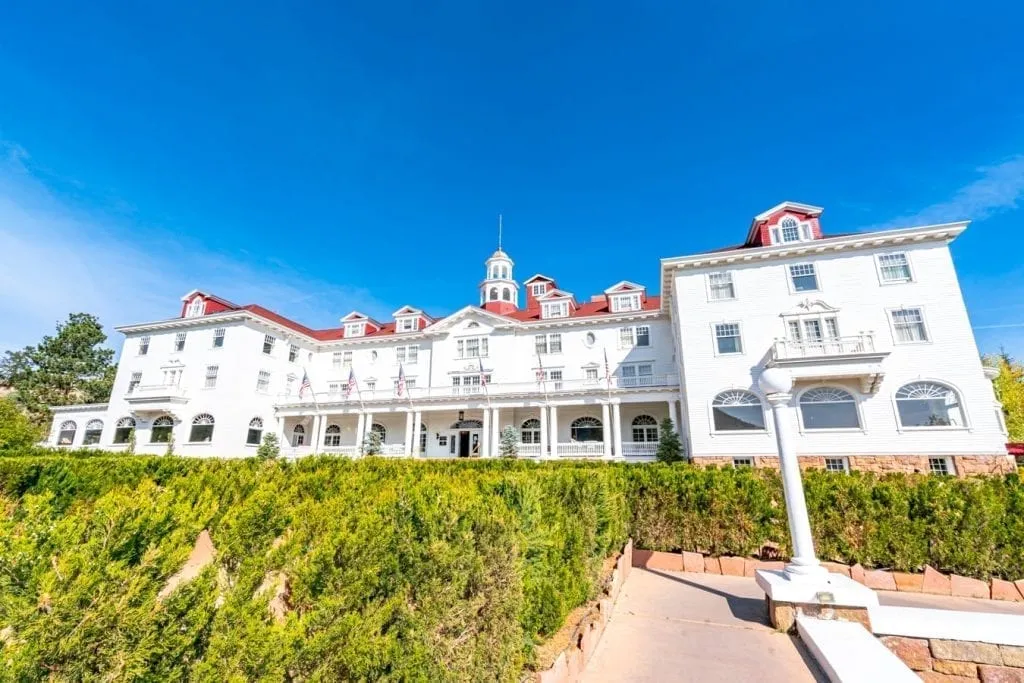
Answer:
0;142;395;353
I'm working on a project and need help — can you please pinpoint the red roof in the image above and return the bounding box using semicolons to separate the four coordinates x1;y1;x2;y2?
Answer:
506;295;661;322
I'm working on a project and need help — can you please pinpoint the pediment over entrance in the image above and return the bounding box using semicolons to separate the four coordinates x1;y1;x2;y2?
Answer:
780;299;840;317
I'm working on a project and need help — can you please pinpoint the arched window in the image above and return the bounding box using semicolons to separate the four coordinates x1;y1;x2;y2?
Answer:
371;423;386;443
189;414;215;443
151;416;174;443
711;390;765;431
491;266;499;279
631;415;658;442
521;418;541;444
185;296;206;317
83;419;104;445
571;416;603;442
895;382;965;427
500;266;508;279
291;424;305;447
584;332;596;347
778;217;801;243
450;419;484;429
489;287;498;301
502;288;511;301
323;424;341;447
57;420;77;445
113;417;135;445
246;417;264;445
799;387;860;429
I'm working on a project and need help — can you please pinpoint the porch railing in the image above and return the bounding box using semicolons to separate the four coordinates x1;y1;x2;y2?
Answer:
556;442;606;457
620;441;658;457
517;443;542;458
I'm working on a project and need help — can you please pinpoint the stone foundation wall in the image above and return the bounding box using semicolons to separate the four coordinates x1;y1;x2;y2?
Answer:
882;636;1024;682
691;454;1017;477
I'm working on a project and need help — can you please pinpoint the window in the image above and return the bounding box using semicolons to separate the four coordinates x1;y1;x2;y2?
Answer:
331;352;343;369
256;370;271;392
619;326;651;349
929;457;952;476
531;283;546;296
878;253;912;283
291;424;305;446
825;457;849;473
708;272;735;301
204;365;219;389
139;336;150;355
371;423;386;443
457;337;488;358
711;390;766;431
799;387;860;429
345;322;366;337
263;335;276;355
366;380;376;392
113;417;135;444
521;418;541;444
489;287;498;301
610;293;641;313
631;415;658;442
57;420;77;445
780;217;801;243
328;382;341;395
285;375;295;395
502;288;511;301
547;369;563;389
80;421;106;447
393;377;417;391
189;414;215;443
343;351;353;366
714;323;743;354
289;344;299;362
324;424;341;447
151;416;174;443
619;363;653;387
585;367;599;380
246;417;264;445
127;372;142;394
451;374;490;394
174;332;186;352
732;457;754;468
789;263;819;292
162;368;182;387
213;328;225;348
584;332;596;347
570;416;603;442
542;301;569;319
891;308;928;343
535;334;562;354
398;317;417;333
895;382;965;428
396;345;419;364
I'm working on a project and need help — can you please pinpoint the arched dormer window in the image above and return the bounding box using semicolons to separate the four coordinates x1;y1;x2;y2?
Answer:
185;296;206;317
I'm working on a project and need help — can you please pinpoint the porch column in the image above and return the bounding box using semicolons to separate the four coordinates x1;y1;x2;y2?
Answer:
362;412;374;453
666;399;679;432
482;408;491;457
276;416;286;449
612;402;623;458
540;405;549;458
404;411;414;456
601;403;612;458
312;414;324;453
412;410;423;457
355;412;366;451
549;405;559;458
491;407;501;457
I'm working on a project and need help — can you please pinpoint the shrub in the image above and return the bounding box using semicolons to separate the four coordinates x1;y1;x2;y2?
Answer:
499;426;519;458
0;397;41;450
256;432;280;460
655;418;683;463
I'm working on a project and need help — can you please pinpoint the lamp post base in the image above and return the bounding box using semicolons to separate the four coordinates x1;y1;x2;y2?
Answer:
756;569;879;633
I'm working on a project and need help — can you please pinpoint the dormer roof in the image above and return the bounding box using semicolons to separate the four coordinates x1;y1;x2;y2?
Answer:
179;289;239;308
523;273;556;285
603;280;646;294
340;311;381;327
746;201;824;244
392;305;425;318
535;287;576;303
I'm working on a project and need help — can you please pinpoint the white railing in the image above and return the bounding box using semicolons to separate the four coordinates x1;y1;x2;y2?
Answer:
772;333;876;361
321;445;359;456
556;442;606;457
379;444;406;456
517;443;542;457
621;441;658;457
125;384;189;401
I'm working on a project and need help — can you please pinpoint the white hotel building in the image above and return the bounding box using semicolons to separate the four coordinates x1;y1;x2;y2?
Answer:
48;202;1014;475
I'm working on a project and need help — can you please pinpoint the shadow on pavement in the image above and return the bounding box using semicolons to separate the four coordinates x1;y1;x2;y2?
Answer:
645;569;769;626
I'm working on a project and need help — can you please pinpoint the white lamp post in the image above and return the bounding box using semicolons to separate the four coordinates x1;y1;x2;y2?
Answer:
757;367;826;579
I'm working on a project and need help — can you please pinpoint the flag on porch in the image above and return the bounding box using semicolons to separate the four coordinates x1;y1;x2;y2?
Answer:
478;357;488;388
344;367;357;398
396;363;406;397
299;369;312;399
604;348;612;388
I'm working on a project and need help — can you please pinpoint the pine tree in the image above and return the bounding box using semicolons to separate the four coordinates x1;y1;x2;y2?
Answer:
257;432;280;460
498;426;519;458
165;432;175;457
361;430;382;456
655;417;684;463
126;429;136;456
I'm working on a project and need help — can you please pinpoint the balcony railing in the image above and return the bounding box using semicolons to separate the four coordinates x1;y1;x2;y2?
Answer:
620;441;658;457
124;384;189;404
517;443;542;458
771;333;877;361
278;372;679;407
556;442;606;457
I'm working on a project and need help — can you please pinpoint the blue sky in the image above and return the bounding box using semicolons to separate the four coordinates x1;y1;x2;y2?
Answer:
2;1;1024;356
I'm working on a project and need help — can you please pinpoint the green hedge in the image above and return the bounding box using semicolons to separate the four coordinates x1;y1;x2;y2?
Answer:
1;454;1022;680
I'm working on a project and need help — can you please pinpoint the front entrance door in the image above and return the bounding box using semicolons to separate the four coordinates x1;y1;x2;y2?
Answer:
458;431;471;458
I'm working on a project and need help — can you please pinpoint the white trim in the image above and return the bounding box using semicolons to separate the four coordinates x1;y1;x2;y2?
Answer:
886;305;932;345
874;251;915;286
795;383;865;434
705;270;736;302
889;377;972;433
786;262;821;294
706;388;769;436
711;320;744;356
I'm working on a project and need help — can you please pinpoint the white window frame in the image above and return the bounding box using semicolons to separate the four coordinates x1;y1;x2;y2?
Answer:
127;372;142;394
345;322;366;338
288;344;299;362
618;325;651;350
541;300;569;319
456;336;489;359
770;216;814;245
397;317;418;333
263;334;276;355
342;351;353;367
888;306;931;345
173;332;186;352
396;345;419;364
732;457;754;468
890;379;970;432
707;271;736;302
212;328;226;348
204;365;219;389
928;456;954;476
332;352;343;369
795;385;864;433
531;283;546;296
584;367;599;380
535;333;562;354
875;252;914;285
185;297;206;317
610;293;642;313
787;263;820;293
138;336;150;356
708;389;768;435
712;322;744;356
256;370;271;393
824;457;850;473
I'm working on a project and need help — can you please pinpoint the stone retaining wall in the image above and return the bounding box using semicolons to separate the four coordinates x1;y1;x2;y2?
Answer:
882;636;1024;682
690;454;1016;477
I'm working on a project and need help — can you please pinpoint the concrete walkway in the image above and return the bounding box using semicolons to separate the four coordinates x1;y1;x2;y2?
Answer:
581;569;826;682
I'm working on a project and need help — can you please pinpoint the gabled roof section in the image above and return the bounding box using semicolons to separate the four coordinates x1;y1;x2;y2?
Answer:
340;311;381;326
746;201;824;244
506;294;661;322
422;305;521;334
523;273;556;285
604;280;646;294
392;305;424;317
179;289;240;308
535;288;576;302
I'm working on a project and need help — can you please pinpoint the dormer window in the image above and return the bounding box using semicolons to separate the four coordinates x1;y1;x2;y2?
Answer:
771;216;814;245
345;322;366;338
542;301;569;319
610;293;642;313
531;283;546;296
185;296;206;318
397;317;418;333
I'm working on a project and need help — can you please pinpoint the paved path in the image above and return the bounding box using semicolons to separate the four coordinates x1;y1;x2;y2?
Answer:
581;569;1024;682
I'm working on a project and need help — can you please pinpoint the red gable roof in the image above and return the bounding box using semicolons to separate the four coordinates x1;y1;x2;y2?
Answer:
506;295;660;321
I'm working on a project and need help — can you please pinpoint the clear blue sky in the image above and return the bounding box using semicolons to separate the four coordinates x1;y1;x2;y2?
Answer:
2;1;1023;356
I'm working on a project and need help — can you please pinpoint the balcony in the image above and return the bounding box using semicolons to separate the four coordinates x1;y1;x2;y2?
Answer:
124;384;190;412
768;333;890;393
621;441;658;458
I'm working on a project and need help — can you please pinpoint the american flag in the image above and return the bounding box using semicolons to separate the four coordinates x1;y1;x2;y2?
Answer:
604;348;612;388
535;353;545;384
343;367;357;398
396;363;406;397
478;357;488;388
299;370;312;398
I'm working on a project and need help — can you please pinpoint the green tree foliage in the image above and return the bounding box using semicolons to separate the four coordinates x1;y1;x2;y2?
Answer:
361;429;382;456
499;425;519;458
0;313;116;426
655;418;684;462
0;397;41;450
256;432;280;460
986;352;1024;440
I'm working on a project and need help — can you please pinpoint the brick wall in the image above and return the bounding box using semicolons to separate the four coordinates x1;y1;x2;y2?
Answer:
691;454;1017;477
882;636;1024;681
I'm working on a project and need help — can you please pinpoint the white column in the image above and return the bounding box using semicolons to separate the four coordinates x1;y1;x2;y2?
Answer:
482;408;491;457
666;400;678;431
312;414;323;453
601;403;612;458
276;416;286;449
539;405;549;459
355;412;365;452
612;402;623;458
404;411;414;455
363;412;374;454
549;405;559;458
491;407;501;457
758;369;825;579
412;410;423;457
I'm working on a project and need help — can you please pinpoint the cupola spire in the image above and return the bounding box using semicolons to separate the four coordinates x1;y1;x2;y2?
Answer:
480;214;519;314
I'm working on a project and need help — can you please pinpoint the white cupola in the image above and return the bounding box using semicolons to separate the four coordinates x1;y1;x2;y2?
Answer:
480;248;519;314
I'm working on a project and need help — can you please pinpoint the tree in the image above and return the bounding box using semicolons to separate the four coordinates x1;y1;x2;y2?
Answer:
0;397;42;450
986;352;1024;441
498;426;519;459
165;432;175;457
257;432;281;460
0;313;116;426
361;429;382;456
655;417;684;463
